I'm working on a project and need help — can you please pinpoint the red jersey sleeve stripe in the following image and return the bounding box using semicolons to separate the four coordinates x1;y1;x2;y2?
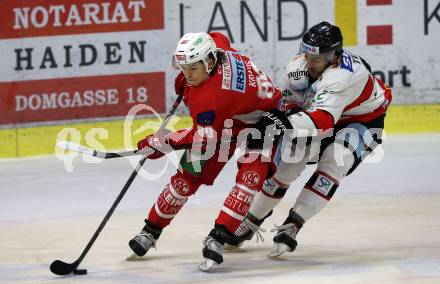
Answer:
337;78;392;124
343;75;375;112
303;109;334;131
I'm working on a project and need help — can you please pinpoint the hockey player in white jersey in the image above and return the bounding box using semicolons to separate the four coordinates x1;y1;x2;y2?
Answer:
234;21;393;257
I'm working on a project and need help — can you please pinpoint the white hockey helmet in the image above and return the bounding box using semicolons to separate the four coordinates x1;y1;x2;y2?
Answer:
173;32;217;73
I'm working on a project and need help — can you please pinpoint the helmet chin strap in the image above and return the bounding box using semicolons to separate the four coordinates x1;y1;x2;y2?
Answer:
322;58;337;74
309;59;334;81
204;56;217;74
324;51;338;62
322;52;339;72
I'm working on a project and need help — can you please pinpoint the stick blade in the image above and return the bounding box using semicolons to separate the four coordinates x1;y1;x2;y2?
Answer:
50;260;77;275
56;141;94;156
56;141;79;151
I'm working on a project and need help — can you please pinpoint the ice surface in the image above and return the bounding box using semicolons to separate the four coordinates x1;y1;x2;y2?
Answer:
1;134;439;283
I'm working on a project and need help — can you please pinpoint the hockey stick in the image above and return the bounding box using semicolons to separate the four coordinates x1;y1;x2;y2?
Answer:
56;140;142;159
56;137;239;159
50;93;184;276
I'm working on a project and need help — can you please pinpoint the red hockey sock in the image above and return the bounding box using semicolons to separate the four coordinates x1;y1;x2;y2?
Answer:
148;171;201;228
215;161;269;232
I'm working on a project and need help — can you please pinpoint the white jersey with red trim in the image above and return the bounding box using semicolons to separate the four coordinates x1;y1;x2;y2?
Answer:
282;50;392;135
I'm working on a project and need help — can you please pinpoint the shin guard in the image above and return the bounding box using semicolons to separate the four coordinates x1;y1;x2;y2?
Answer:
247;177;288;220
215;161;269;232
293;170;339;221
148;171;201;228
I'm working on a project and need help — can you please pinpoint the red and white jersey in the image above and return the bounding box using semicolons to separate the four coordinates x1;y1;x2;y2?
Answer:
171;50;282;148
282;50;392;135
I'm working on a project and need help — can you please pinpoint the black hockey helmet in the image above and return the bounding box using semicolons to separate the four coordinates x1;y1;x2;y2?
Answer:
300;21;343;55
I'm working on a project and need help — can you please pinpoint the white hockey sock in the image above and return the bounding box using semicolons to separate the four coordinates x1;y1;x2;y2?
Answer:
248;190;282;220
292;187;330;221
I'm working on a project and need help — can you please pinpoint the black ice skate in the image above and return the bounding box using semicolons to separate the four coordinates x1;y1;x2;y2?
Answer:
199;225;237;271
129;230;156;257
269;210;304;258
199;236;224;271
128;221;162;259
230;210;273;247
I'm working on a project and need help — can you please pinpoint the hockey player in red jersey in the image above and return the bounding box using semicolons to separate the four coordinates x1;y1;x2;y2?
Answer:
128;32;282;269
233;22;393;258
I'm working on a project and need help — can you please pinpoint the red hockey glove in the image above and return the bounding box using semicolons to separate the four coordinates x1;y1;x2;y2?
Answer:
174;71;186;95
137;132;172;160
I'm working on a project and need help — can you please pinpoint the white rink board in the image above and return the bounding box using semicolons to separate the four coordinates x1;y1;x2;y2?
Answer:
167;0;440;104
1;0;439;110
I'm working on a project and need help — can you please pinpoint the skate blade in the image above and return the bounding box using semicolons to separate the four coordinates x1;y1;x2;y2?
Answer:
223;243;244;251
126;253;147;261
268;243;291;258
199;258;218;272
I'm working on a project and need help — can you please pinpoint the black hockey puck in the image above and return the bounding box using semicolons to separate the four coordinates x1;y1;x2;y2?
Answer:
73;269;87;275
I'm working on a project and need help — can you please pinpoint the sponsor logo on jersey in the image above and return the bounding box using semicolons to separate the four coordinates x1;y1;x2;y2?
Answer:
222;59;232;90
172;178;190;195
196;110;215;125
246;61;257;88
262;178;277;195
340;50;353;72
228;186;254;212
312;174;335;196
312;91;327;104
288;69;309;80
157;184;187;215
241;171;261;187
227;51;247;93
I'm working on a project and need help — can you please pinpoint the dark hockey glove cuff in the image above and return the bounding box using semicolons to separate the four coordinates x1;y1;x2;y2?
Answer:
247;109;293;150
